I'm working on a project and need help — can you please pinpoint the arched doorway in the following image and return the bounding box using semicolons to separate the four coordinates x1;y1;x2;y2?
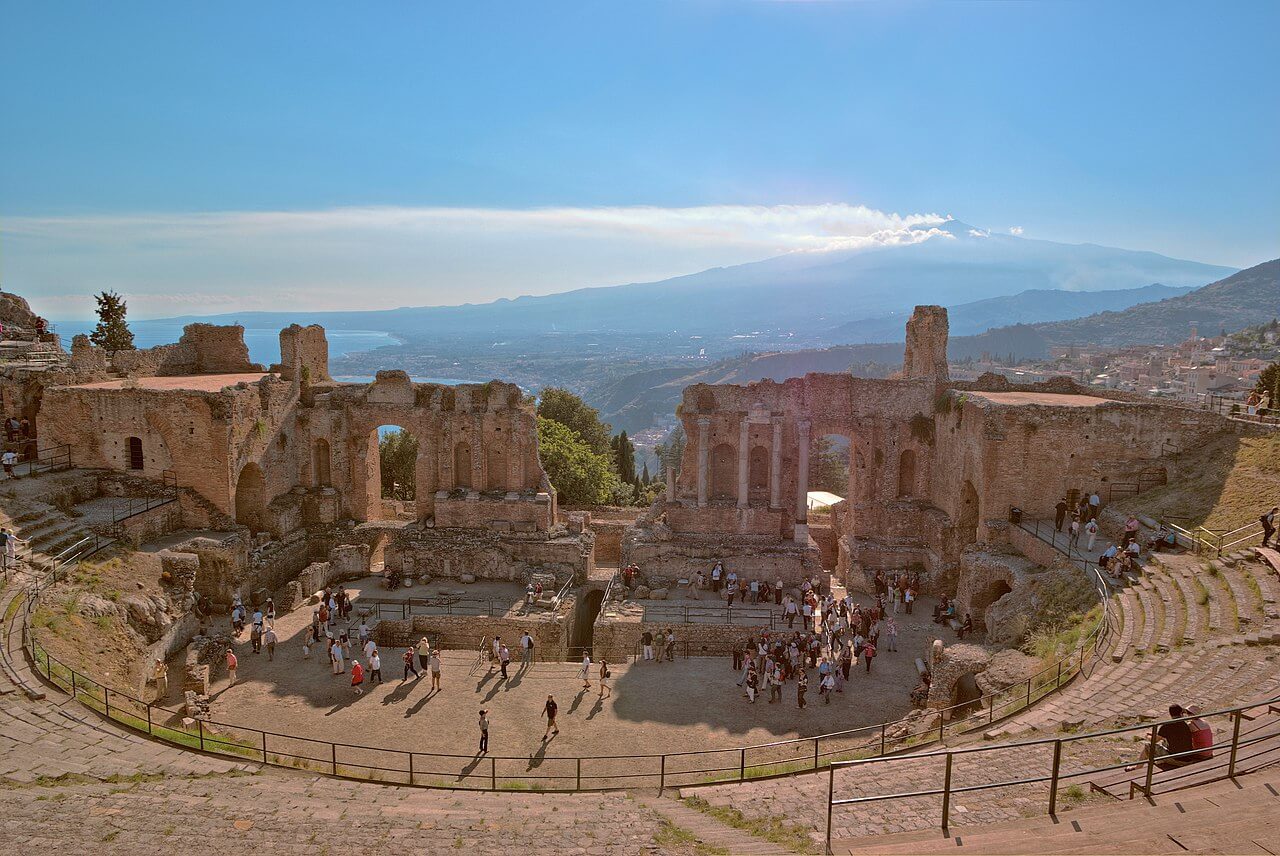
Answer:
971;578;1013;633
812;434;851;498
375;426;418;520
235;463;266;533
709;442;735;500
958;480;980;547
897;449;916;498
313;438;331;487
126;436;144;471
748;445;770;501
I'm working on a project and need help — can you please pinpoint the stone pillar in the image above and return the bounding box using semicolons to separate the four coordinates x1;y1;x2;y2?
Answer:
696;418;710;508
769;417;782;510
795;418;810;543
665;461;676;502
737;419;750;508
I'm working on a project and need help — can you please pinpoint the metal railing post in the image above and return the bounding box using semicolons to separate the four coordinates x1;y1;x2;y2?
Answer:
941;753;953;831
146;704;152;735
198;719;205;751
261;731;268;763
331;742;337;774
659;754;666;794
825;765;835;855
938;711;945;744
1056;661;1063;688
104;687;110;718
989;693;995;724
739;747;747;781
409;752;414;784
814;737;820;769
1143;725;1158;798
880;723;886;755
490;756;497;789
576;757;582;790
1048;739;1062;816
1228;711;1242;778
1026;678;1032;708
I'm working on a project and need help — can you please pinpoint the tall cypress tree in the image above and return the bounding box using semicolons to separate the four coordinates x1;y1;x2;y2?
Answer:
89;291;135;355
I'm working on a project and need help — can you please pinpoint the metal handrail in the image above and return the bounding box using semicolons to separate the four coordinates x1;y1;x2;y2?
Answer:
9;528;1111;795
823;695;1280;852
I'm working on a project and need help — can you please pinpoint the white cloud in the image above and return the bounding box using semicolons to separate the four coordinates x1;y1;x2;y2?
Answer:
6;203;951;318
1009;225;1024;236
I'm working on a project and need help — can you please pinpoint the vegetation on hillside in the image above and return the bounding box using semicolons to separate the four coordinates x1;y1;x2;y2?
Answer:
1117;432;1280;532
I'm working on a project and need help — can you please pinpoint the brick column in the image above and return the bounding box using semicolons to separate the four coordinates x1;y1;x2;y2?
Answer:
769;417;782;510
795;418;810;543
665;461;676;502
737;418;750;508
696;418;710;508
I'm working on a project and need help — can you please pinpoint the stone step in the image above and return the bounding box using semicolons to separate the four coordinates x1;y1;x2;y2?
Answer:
1199;568;1236;634
1219;562;1264;627
1164;570;1206;643
1147;572;1183;652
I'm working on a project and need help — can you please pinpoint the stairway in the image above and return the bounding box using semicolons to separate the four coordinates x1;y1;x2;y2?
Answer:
5;501;95;566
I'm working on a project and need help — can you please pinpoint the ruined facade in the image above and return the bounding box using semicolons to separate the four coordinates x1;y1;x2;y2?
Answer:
37;324;577;584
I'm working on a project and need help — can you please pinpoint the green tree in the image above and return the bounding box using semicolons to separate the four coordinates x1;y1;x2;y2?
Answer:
1256;361;1280;406
612;430;637;484
537;417;617;505
536;388;611;455
379;429;418;500
655;425;686;478
809;436;850;495
640;462;651;484
89;290;135;354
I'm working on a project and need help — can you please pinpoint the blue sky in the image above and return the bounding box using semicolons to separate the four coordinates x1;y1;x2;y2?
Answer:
2;1;1277;318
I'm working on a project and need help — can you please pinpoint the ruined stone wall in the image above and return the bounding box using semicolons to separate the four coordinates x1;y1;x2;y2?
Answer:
386;526;591;584
902;305;950;382
373;612;569;659
276;324;331;383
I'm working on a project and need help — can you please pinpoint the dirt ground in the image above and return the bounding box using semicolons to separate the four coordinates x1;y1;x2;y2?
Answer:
187;590;945;772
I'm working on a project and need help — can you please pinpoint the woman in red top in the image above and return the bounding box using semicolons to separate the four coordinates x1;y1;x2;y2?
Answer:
350;660;365;695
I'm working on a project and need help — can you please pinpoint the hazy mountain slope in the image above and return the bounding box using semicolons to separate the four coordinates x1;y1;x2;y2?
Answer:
1033;258;1279;347
829;283;1194;342
118;224;1235;343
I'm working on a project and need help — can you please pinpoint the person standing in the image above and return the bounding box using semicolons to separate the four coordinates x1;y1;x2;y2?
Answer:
1;449;18;480
369;650;382;684
863;638;877;672
1089;490;1101;521
542;694;560;739
225;647;238;687
1261;506;1278;548
520;631;534;668
711;562;723;592
331;638;345;674
641;629;654;662
775;578;784;606
498;643;511;681
250;621;262;655
784;596;799;629
1085;518;1100;552
1054;497;1069;532
153;657;168;703
796;668;808;709
477;709;489;755
263;625;278;661
664;628;676;662
1069;514;1081;550
579;652;592;690
885;616;898;653
904;586;915;615
429;648;442;691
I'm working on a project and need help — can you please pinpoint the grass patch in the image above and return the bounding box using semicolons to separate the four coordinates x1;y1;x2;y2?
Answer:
653;819;729;855
496;780;545;791
683;796;817;854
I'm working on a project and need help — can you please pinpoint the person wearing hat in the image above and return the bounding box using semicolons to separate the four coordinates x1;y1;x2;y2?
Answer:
152;657;168;702
350;659;364;695
416;637;432;672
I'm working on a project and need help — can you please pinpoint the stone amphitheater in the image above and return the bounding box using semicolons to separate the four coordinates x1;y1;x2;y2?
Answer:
1;292;1278;854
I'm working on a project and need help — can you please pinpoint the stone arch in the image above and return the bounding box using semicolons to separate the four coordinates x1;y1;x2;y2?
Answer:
748;445;770;496
898;449;916;498
313;438;331;487
958;479;980;548
709;442;736;500
234;463;267;533
126;436;144;470
454;442;473;490
971;578;1013;632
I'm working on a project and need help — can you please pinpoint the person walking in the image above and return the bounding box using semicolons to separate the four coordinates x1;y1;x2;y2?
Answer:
579;652;592;690
863;638;877;673
1054;497;1069;532
263;625;278;661
1085;518;1099;552
541;694;560;740
402;647;420;681
413;637;430;672
1262;506;1278;548
796;668;808;709
520;631;534;668
250;621;262;655
904;586;915;615
429;648;442;691
598;659;612;699
885;616;898;652
331;638;345;674
350;659;364;695
477;709;489;755
225;647;238;687
369;650;382;684
498;643;511;681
